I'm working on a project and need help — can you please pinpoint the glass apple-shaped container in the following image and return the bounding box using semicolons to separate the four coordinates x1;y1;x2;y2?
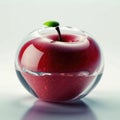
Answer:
15;21;104;102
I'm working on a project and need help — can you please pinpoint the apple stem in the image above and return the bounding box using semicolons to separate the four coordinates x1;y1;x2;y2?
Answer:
55;26;62;41
43;21;62;41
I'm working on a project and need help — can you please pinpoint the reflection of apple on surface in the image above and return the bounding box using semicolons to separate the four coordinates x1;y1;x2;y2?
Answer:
22;100;96;120
16;21;103;102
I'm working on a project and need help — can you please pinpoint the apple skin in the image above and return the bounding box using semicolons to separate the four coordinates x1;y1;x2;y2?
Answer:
18;34;101;102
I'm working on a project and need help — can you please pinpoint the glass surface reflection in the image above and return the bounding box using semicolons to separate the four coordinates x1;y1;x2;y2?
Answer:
22;100;96;120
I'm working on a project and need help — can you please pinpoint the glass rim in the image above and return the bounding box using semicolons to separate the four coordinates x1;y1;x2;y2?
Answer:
15;65;103;77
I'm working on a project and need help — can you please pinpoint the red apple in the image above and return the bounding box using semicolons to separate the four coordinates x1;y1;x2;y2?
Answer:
17;33;101;102
19;34;101;73
16;21;102;102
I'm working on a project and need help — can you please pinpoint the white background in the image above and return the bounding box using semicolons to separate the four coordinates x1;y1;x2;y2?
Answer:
0;0;120;120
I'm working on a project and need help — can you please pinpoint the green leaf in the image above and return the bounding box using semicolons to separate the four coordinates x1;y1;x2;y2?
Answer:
43;21;59;27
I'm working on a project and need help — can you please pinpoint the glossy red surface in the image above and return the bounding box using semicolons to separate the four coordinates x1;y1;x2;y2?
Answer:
18;34;101;73
18;34;101;102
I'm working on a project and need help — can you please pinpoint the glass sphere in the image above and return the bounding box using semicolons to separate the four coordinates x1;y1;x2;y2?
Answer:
15;26;104;102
